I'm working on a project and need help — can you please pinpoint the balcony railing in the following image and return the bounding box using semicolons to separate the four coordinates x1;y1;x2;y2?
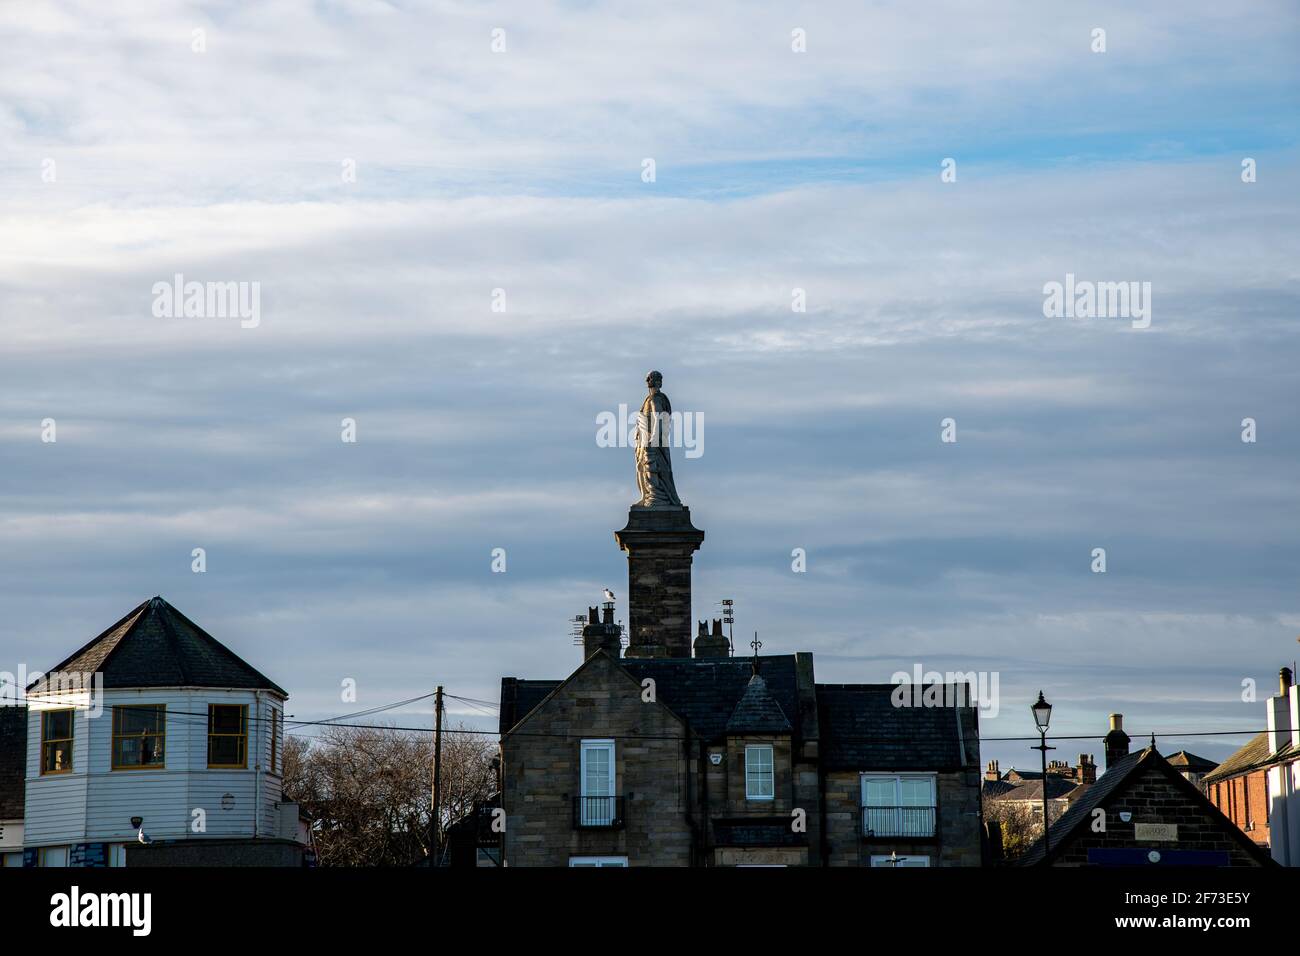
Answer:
861;805;936;839
573;795;625;829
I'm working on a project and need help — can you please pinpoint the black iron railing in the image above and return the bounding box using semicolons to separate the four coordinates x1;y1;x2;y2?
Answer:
573;795;625;829
861;805;936;838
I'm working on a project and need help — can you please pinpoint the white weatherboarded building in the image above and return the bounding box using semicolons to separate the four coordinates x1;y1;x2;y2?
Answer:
23;596;305;867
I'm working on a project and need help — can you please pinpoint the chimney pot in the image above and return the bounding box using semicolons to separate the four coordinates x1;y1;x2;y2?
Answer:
1281;667;1293;696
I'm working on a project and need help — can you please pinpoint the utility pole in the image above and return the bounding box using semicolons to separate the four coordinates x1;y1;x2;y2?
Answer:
432;685;444;865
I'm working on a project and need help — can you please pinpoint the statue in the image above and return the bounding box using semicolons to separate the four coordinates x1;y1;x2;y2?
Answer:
634;370;683;508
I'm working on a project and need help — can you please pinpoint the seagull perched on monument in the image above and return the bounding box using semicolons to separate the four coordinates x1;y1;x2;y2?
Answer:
603;588;615;603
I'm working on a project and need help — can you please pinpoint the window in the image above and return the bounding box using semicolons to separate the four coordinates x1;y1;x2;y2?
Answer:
745;745;775;800
569;856;628;867
870;854;930;867
39;846;69;868
269;708;281;773
40;709;74;774
861;773;937;837
109;844;127;867
578;739;616;826
208;704;248;768
112;704;165;769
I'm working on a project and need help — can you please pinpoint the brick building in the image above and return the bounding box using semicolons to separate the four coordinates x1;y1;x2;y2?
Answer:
1205;666;1300;863
496;429;983;867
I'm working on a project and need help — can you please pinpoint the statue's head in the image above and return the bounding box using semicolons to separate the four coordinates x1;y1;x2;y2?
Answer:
646;370;663;389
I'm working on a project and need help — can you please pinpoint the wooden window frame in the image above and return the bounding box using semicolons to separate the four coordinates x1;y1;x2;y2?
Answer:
40;708;75;775
111;704;166;771
207;703;249;769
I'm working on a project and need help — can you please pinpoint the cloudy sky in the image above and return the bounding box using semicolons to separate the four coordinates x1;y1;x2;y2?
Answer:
2;0;1297;773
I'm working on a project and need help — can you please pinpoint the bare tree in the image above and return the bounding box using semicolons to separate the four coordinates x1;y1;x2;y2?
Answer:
985;799;1067;861
284;721;496;867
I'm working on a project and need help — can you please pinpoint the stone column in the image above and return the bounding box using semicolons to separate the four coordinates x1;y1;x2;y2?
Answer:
614;507;704;659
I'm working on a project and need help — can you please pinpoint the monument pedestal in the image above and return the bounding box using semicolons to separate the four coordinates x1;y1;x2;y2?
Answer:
614;506;705;659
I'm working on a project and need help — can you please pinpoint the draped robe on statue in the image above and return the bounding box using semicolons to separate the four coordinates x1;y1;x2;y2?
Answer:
635;389;682;508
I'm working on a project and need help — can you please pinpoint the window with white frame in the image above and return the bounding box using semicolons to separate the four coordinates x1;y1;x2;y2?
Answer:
860;773;936;837
579;739;616;825
569;856;628;867
745;744;775;800
870;854;930;867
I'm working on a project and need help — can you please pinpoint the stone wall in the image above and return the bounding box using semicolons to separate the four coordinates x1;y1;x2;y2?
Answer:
823;768;982;867
1053;763;1266;866
501;652;693;866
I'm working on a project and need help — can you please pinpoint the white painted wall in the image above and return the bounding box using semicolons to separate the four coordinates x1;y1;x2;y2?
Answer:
24;686;286;849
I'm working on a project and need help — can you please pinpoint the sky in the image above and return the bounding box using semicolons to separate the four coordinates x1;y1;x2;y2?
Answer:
1;0;1298;775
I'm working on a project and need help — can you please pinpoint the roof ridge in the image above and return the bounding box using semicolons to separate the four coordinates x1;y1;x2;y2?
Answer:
28;599;150;690
157;599;287;696
151;599;195;686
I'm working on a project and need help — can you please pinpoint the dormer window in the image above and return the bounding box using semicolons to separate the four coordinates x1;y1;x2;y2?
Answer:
745;745;775;800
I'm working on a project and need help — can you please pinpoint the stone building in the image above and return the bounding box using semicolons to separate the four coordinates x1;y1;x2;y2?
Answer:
1018;715;1273;867
495;374;982;867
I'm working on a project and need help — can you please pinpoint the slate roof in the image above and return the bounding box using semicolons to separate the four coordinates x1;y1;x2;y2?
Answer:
29;597;286;695
725;674;792;734
500;655;804;741
1018;747;1273;867
500;658;975;769
1166;750;1218;774
982;779;1017;798
1202;732;1285;784
817;684;978;771
1019;749;1148;866
989;776;1089;803
0;707;27;820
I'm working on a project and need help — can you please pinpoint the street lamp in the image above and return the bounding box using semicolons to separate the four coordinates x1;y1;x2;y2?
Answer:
1030;691;1055;853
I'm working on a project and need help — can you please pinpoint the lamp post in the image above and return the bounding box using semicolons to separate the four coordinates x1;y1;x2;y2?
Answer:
1031;691;1054;850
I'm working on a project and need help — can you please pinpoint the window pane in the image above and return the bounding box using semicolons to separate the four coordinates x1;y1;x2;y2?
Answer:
864;778;895;807
45;710;71;740
209;735;243;766
582;744;613;796
43;742;72;772
118;706;163;735
746;747;774;797
901;778;933;806
209;705;243;734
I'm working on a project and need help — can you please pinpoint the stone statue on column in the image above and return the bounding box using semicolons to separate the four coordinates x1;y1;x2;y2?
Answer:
634;370;683;508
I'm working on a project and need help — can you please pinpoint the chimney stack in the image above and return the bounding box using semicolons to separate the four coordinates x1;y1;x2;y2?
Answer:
1076;754;1096;784
985;759;1001;782
582;601;623;659
1269;667;1294;754
1104;713;1130;768
692;616;730;659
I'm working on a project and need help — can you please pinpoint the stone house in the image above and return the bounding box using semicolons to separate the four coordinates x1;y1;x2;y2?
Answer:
496;458;982;867
1018;715;1273;867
